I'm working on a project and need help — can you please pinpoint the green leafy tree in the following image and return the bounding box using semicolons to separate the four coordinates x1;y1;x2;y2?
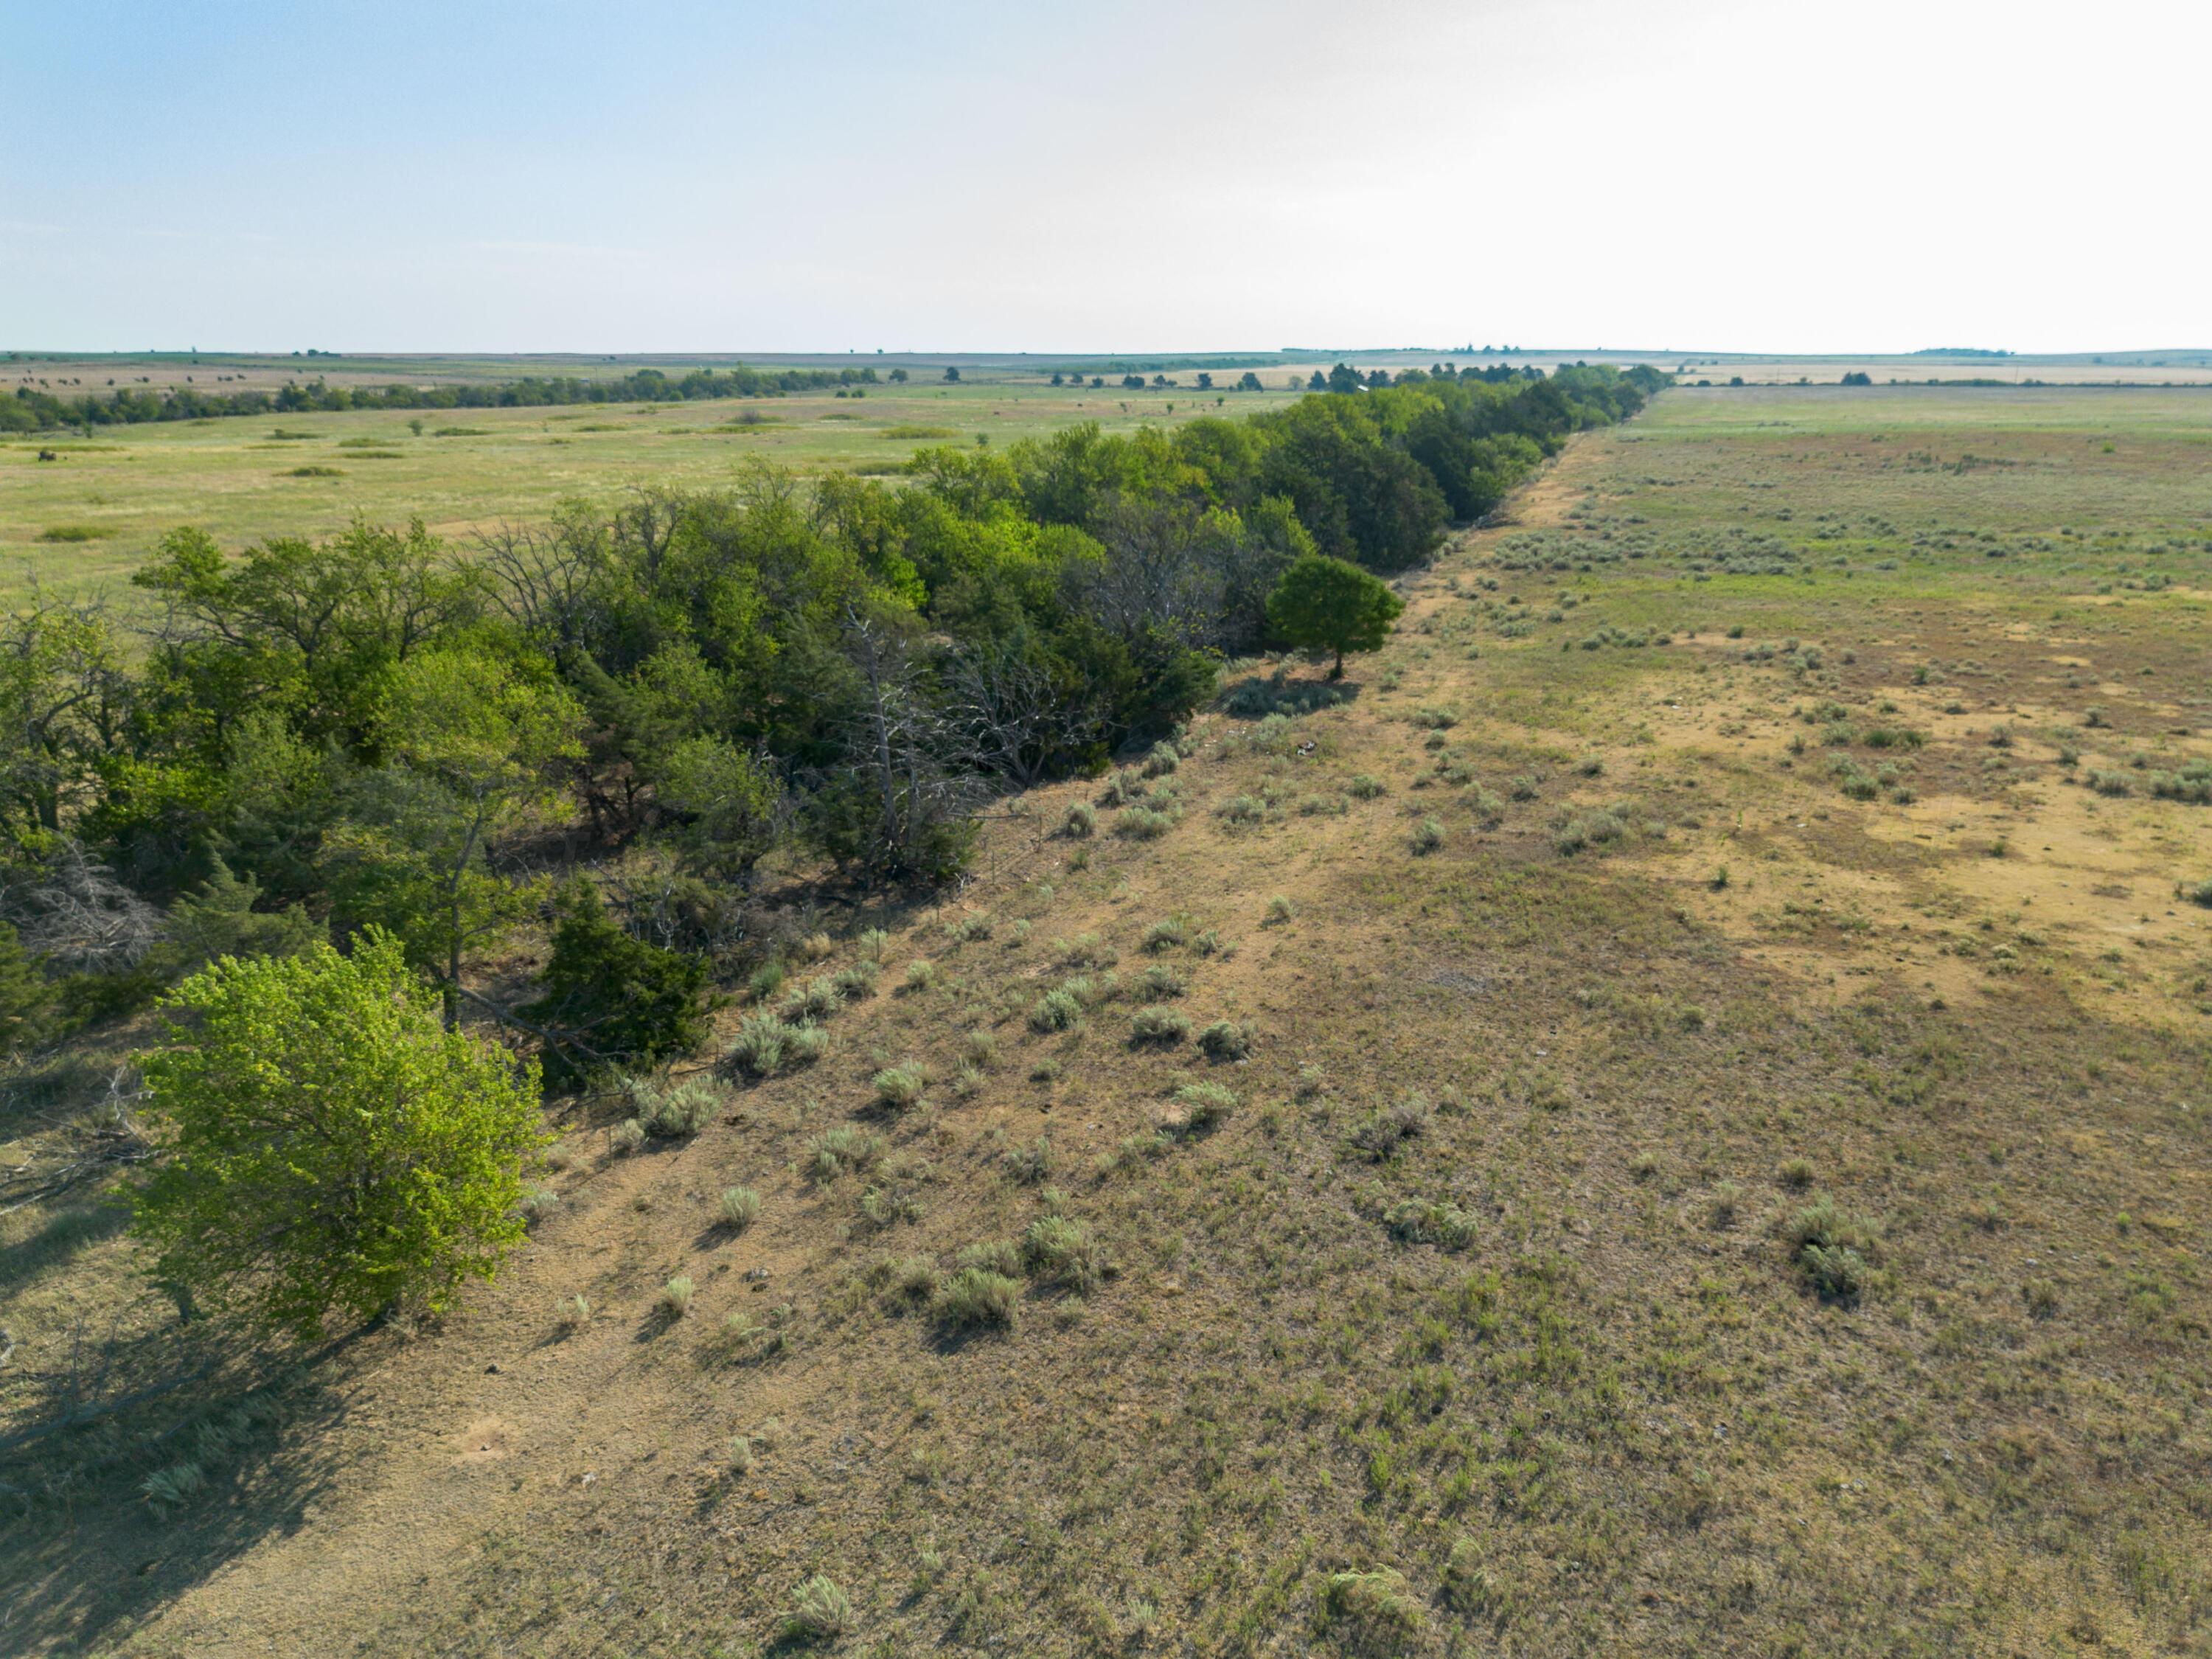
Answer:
130;928;545;1338
324;650;582;1024
141;855;324;983
520;883;714;1085
1265;552;1405;678
0;920;54;1053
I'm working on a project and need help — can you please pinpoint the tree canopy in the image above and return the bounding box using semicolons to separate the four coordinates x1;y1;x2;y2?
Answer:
1265;553;1405;676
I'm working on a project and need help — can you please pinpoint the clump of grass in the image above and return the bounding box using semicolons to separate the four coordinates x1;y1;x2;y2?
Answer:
942;913;992;945
1410;816;1447;855
658;1275;695;1318
556;1293;592;1330
1385;1198;1477;1250
871;1064;928;1112
2182;878;2212;908
38;524;110;543
518;1186;560;1226
1786;1196;1879;1303
963;1029;1001;1068
1060;801;1096;838
1351;1098;1428;1161
1217;794;1267;827
1346;773;1385;799
1552;809;1624;855
880;1254;939;1310
1196;1020;1253;1062
609;1118;647;1155
1142;739;1181;776
1708;1181;1743;1229
1021;1214;1105;1292
625;1074;721;1138
781;1575;852;1644
809;1125;884;1180
1129;1006;1190;1046
718;1186;762;1231
1265;894;1297;925
902;957;937;992
282;464;344;477
933;1266;1022;1331
1778;1156;1815;1189
784;1023;830;1066
1321;1569;1426;1643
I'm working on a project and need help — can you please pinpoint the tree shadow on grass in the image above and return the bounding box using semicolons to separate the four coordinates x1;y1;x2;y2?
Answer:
0;1319;376;1654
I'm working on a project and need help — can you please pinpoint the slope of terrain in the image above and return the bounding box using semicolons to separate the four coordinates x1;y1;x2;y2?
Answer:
6;385;2211;1658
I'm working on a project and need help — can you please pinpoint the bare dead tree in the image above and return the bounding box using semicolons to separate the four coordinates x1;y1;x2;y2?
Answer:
4;841;164;972
939;638;1101;789
835;608;985;883
1063;495;1225;647
477;508;609;656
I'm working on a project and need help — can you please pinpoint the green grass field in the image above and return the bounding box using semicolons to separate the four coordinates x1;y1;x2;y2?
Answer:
4;382;2210;1657
0;377;1307;600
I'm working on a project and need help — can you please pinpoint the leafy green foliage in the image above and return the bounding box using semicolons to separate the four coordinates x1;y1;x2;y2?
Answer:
1265;552;1405;675
520;884;713;1085
130;929;545;1338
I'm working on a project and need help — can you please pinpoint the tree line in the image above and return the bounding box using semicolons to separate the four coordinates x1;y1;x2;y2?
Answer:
0;364;879;434
4;363;1662;1335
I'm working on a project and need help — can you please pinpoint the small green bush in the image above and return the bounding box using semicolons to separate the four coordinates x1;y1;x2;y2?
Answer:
1346;773;1385;799
1787;1196;1879;1302
1174;1081;1237;1132
1130;1006;1191;1045
718;1186;762;1231
1385;1199;1477;1250
1196;1020;1253;1061
1021;1214;1105;1292
1411;816;1447;854
1321;1568;1426;1642
871;1064;928;1111
933;1266;1022;1330
1029;989;1084;1033
1060;801;1096;838
782;1575;851;1644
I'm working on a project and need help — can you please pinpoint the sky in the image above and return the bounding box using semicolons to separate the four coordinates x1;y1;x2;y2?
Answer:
4;0;2206;355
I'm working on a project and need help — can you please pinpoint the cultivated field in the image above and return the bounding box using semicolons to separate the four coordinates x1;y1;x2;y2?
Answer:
5;383;2210;1657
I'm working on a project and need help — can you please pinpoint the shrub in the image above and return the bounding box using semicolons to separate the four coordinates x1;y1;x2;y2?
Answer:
942;912;993;945
1060;801;1096;838
2149;759;2212;803
1196;1020;1253;1061
658;1275;695;1318
872;1064;928;1111
1411;706;1458;730
1265;894;1297;924
1141;915;1190;952
1130;1006;1191;1046
831;959;880;1001
1001;1133;1054;1184
719;1186;762;1231
1552;809;1624;855
959;1237;1023;1277
2084;768;2132;797
963;1029;1001;1068
782;975;840;1023
609;1118;647;1155
784;1023;830;1065
521;885;714;1086
2184;879;2212;908
130;930;543;1338
1142;740;1181;776
782;1575;852;1644
1217;794;1267;827
556;1293;592;1329
1135;963;1186;1001
1021;1215;1105;1292
1411;816;1447;854
1173;1081;1237;1132
933;1267;1022;1330
1347;773;1385;799
1778;1156;1815;1189
627;1074;721;1139
902;958;937;992
882;1254;939;1308
1029;989;1085;1033
1116;805;1176;839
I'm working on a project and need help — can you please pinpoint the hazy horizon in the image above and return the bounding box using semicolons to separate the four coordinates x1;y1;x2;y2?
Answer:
7;0;2208;356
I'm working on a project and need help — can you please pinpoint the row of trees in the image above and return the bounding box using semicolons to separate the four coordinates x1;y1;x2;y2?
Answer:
38;364;1659;1337
0;364;875;433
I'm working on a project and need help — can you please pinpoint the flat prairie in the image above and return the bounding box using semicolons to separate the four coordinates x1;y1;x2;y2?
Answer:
4;383;2209;1658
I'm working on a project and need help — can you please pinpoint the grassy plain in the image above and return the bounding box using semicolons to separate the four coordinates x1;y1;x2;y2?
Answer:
4;384;2211;1658
0;376;1309;602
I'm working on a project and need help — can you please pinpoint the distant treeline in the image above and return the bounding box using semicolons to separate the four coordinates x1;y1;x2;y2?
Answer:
0;364;876;433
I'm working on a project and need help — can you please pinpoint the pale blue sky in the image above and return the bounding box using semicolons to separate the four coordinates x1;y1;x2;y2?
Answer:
4;0;2205;353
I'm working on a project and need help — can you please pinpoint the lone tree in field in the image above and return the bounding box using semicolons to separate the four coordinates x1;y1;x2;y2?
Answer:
1265;552;1404;678
130;929;545;1338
